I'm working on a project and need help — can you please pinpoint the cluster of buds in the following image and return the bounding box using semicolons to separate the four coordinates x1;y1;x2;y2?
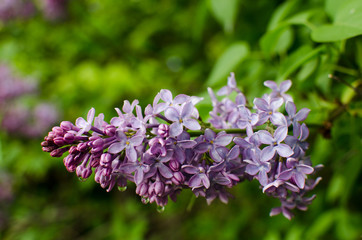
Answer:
42;73;321;219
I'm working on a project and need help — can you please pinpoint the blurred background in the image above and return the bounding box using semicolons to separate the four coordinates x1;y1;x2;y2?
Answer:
0;0;361;239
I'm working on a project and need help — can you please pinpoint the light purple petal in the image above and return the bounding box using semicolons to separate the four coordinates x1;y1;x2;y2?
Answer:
297;164;314;174
214;134;233;146
258;130;274;145
294;173;306;189
122;100;131;113
87;108;95;123
270;207;282;217
270;98;284;110
157;163;173;179
274;126;288;143
275;144;293;157
130;135;144;146
258;170;269;186
254;98;269;111
233;137;251;148
174;94;190;105
183;119;201;130
165;107;180;122
154;102;167;114
295;108;310;121
210;147;223;162
227;146;240;160
169;122;183;137
76;117;87;128
285;101;296;116
217;86;229;96
271;112;287;126
182;165;199;174
188;175;202;188
300;123;309;141
280;80;292;93
245;163;259;175
160;89;173;103
126;147;138;162
177;140;197;148
204;128;216;141
134;168;144;185
278;169;293;181
264;80;278;90
181;102;194;119
115;130;127;141
261;146;275;161
200;174;210;189
108;142;126;154
194;142;211;153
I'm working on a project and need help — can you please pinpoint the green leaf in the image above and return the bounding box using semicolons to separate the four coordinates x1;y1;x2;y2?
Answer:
260;25;293;57
278;45;325;80
209;0;239;33
267;1;298;31
325;0;347;19
206;42;249;86
311;24;362;42
312;0;362;42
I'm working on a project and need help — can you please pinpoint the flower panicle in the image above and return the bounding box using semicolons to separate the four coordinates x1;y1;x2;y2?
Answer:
42;73;320;219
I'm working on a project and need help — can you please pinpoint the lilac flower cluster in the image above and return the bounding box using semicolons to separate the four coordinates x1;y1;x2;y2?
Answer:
0;64;59;138
42;73;321;219
0;0;36;22
0;0;69;22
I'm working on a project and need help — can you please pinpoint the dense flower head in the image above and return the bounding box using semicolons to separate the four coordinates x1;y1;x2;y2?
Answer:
42;73;321;219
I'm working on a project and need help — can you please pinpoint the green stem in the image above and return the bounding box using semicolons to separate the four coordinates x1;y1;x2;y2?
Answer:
188;128;247;137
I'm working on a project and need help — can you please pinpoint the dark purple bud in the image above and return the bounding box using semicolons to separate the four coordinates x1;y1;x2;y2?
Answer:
172;172;185;185
60;121;74;131
42;146;57;152
69;146;79;154
100;153;112;167
50;147;69;157
169;159;180;171
41;141;50;147
76;165;92;179
77;142;88;152
52;126;64;136
154;181;165;196
136;182;149;196
53;137;65;146
105;125;116;136
64;133;75;143
158;124;169;137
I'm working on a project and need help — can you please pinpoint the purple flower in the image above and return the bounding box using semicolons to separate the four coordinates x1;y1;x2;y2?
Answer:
285;101;310;134
194;129;233;162
182;165;210;189
254;97;286;126
278;158;314;189
217;72;240;96
122;160;150;185
259;127;293;161
164;102;201;137
243;149;271;186
285;123;309;158
264;80;293;102
108;130;144;162
154;89;190;113
143;150;174;179
76;108;95;136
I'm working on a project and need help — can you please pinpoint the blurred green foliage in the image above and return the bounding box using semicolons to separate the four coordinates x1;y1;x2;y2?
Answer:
0;0;361;239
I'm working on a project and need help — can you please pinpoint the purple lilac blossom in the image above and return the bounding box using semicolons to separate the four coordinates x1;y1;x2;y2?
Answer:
42;75;319;220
